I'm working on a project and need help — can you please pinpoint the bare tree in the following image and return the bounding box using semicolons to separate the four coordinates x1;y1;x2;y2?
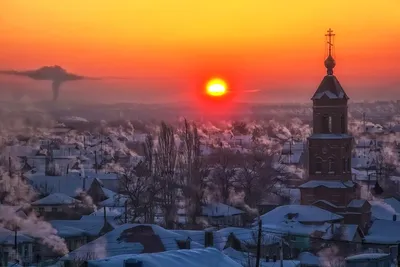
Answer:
207;149;239;203
154;122;179;228
118;160;155;223
233;146;292;209
179;119;209;227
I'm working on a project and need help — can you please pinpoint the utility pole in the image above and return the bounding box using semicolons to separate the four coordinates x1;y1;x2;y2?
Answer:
289;137;292;165
94;150;98;174
280;238;283;267
124;200;128;223
14;227;17;251
255;218;262;267
363;112;366;133
8;156;12;177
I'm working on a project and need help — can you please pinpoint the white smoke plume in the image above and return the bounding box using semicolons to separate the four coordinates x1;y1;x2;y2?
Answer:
75;188;97;211
317;246;345;267
228;190;259;216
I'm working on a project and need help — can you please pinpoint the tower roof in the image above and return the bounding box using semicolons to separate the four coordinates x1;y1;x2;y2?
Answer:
312;75;348;100
312;29;348;100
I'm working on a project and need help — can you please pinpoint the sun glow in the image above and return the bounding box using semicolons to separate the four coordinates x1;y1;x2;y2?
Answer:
206;78;227;97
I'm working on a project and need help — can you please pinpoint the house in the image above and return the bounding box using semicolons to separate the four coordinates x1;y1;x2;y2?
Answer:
85;171;119;192
37;219;115;260
223;247;301;267
25;173;97;197
258;205;346;252
61;224;204;265
364;220;400;246
0;227;34;266
200;203;245;227
30;193;82;219
260;205;343;225
26;173;115;205
85;247;242;267
369;198;400;221
173;227;286;256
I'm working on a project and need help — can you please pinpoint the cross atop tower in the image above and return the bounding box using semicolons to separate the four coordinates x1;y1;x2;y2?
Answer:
325;28;335;57
324;28;336;75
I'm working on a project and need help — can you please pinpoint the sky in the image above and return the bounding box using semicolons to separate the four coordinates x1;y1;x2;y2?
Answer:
0;0;399;103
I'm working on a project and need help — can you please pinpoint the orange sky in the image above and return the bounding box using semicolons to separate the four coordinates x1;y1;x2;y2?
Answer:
0;0;399;103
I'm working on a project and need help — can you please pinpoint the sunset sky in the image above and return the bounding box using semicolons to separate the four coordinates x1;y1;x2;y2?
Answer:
0;0;399;103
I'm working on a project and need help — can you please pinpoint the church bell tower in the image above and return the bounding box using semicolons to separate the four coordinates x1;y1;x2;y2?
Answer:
300;29;356;207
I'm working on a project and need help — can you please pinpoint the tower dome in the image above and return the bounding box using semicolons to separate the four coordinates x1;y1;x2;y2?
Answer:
325;55;336;75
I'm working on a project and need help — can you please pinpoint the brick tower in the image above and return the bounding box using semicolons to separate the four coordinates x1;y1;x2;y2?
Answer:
299;29;371;230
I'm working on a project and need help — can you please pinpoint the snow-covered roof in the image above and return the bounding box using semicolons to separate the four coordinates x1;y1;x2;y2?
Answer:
173;227;283;251
50;219;111;237
311;75;348;100
89;207;125;217
299;180;355;189
85;171;119;180
364;220;400;244
347;199;367;209
322;224;360;242
26;173;97;197
31;193;80;206
217;227;283;249
298;252;320;266
99;194;127;207
369;199;400;221
224;247;301;267
309;133;352;139
63;224;204;261
260;205;343;224
261;221;331;236
383;198;400;213
0;227;33;245
86;248;242;267
202;203;244;217
345;253;389;261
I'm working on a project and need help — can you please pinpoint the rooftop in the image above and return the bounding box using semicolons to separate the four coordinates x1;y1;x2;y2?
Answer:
31;193;80;206
312;75;348;100
299;180;355;189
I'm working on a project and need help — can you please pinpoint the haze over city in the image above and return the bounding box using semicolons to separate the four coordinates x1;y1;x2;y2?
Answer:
2;2;400;267
1;0;400;103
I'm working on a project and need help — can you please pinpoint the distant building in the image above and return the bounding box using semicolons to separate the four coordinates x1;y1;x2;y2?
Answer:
299;29;371;232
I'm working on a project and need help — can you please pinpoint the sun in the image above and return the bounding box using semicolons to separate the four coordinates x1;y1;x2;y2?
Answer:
206;78;227;97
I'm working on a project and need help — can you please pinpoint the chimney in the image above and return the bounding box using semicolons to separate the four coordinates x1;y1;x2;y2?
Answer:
185;237;191;249
204;231;214;247
82;177;86;191
393;214;397;221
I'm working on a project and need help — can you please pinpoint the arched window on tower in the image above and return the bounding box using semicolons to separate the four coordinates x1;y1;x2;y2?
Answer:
343;158;348;172
315;157;322;173
328;116;332;133
322;115;329;133
328;158;335;173
348;158;351;172
341;115;346;133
